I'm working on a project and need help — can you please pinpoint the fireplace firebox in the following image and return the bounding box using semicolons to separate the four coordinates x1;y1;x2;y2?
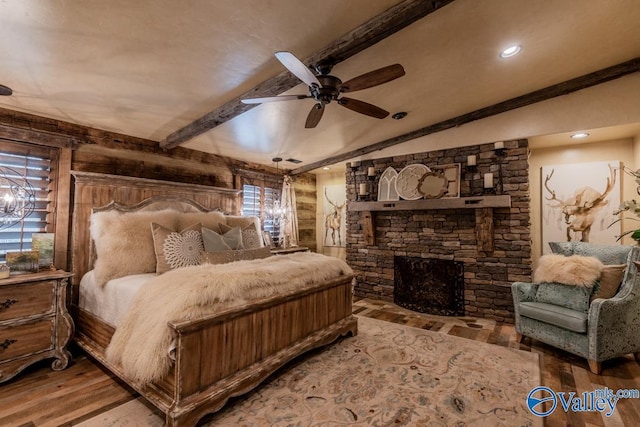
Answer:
394;256;465;316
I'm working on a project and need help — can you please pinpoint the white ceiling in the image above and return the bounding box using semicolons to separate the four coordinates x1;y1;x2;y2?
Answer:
1;0;640;172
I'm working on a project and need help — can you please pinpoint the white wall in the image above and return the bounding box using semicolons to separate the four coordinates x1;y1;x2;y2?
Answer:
315;172;347;260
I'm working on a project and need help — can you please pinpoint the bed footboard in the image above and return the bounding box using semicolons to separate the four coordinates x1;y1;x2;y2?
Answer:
74;274;356;427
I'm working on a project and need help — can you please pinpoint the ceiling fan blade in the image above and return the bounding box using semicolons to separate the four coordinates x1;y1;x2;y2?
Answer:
305;103;324;128
241;95;309;104
341;64;405;93
338;97;389;119
275;51;322;88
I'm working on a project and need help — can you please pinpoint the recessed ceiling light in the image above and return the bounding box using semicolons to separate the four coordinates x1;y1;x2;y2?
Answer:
392;112;408;120
499;45;521;58
570;132;590;139
0;84;12;96
322;166;330;171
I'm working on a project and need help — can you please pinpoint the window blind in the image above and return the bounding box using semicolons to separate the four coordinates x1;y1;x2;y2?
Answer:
0;151;51;261
242;183;281;243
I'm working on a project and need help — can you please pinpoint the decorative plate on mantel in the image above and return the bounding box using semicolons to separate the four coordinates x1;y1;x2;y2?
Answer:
395;164;430;200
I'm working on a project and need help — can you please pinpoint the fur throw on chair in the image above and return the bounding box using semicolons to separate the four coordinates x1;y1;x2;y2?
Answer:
534;254;604;287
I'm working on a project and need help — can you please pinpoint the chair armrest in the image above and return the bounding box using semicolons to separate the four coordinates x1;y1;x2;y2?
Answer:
588;291;640;359
512;282;538;303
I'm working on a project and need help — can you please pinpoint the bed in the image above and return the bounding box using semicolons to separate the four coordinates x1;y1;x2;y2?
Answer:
69;172;357;427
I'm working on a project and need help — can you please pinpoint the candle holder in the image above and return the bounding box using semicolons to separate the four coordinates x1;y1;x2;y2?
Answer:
348;161;361;201
483;187;496;195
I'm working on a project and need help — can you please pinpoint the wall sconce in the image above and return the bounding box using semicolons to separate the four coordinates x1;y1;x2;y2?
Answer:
483;172;496;194
465;155;478;173
494;141;506;157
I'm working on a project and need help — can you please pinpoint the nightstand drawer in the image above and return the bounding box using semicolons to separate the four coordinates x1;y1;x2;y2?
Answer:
0;281;56;322
0;318;54;361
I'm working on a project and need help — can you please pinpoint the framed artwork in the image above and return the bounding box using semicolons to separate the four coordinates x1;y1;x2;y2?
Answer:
6;250;40;274
541;161;620;254
32;233;54;268
323;185;346;247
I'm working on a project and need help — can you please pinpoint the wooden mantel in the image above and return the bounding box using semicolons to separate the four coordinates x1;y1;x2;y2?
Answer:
348;195;511;250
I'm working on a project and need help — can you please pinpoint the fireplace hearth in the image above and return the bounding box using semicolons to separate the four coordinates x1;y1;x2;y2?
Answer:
394;256;465;316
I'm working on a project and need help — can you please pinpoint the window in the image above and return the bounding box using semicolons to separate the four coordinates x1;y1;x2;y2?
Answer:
242;183;280;244
0;149;52;262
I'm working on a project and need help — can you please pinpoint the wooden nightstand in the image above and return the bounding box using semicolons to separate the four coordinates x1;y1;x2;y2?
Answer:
0;270;74;383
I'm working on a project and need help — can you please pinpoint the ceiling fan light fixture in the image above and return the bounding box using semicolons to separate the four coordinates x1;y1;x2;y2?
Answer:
0;84;13;96
499;45;522;58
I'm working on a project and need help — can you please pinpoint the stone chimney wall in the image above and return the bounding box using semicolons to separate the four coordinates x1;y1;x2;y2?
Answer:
346;140;532;323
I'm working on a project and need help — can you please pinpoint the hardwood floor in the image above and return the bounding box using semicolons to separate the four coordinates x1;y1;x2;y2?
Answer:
0;298;638;426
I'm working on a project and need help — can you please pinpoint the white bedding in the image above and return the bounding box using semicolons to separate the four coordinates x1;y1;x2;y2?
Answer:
79;270;155;327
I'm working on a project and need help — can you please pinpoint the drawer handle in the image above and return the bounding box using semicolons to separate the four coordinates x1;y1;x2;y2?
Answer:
0;339;17;351
0;298;17;310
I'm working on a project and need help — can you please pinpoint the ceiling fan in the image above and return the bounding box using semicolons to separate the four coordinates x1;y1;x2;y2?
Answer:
241;51;405;128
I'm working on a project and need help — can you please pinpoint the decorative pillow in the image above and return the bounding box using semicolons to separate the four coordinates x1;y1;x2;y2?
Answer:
90;209;179;286
177;211;226;232
534;254;603;287
202;226;244;252
152;222;204;274
225;216;264;248
219;223;262;249
591;264;626;300
200;247;271;265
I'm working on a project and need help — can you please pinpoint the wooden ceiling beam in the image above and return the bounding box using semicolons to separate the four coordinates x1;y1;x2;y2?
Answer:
159;0;455;150
290;57;640;175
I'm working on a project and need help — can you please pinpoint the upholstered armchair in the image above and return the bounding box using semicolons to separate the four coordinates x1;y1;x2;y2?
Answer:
512;243;640;374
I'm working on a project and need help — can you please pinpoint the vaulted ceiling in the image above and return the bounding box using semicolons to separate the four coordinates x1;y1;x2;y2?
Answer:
1;0;640;173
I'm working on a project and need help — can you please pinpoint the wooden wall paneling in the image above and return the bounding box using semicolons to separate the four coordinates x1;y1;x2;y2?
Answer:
53;147;72;270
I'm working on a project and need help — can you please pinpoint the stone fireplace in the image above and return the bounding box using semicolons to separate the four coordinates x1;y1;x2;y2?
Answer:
346;140;532;323
394;256;465;316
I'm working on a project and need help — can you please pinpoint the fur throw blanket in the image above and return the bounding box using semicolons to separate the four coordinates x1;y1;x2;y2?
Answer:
533;254;604;287
105;252;352;385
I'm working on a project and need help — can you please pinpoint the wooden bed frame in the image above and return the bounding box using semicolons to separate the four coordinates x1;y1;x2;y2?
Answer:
69;172;357;426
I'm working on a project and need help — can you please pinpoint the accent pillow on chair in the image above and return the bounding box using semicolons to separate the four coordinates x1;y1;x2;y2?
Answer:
591;264;627;300
533;254;604;312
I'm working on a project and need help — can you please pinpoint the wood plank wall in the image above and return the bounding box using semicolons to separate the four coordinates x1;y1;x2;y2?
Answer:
0;107;318;269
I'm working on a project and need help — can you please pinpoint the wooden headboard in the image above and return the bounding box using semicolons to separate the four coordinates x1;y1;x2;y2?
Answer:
70;171;242;293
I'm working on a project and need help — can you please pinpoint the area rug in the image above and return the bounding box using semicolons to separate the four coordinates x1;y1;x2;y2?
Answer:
78;316;542;426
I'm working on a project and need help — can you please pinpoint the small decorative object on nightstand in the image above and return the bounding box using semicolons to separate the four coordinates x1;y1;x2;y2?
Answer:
0;264;9;279
0;270;74;383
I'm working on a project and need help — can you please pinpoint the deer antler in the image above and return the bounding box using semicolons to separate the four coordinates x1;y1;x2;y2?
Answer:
324;187;338;209
584;164;617;209
544;169;562;205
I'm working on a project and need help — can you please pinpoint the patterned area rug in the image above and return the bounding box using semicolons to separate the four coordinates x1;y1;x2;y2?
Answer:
79;316;542;426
